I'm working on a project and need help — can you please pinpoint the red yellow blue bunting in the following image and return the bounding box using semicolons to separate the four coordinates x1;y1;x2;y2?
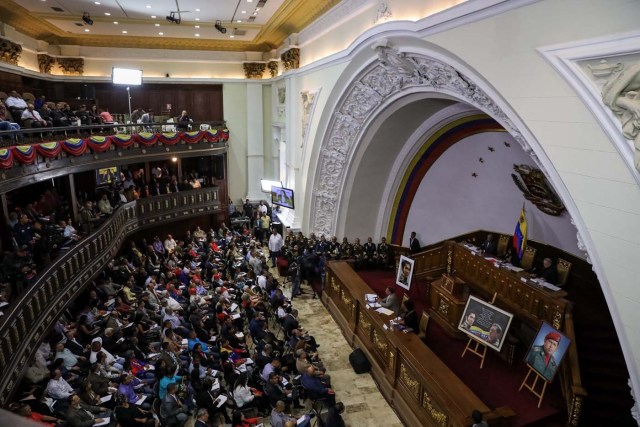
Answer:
0;148;13;169
0;129;229;168
35;142;62;158
12;145;36;164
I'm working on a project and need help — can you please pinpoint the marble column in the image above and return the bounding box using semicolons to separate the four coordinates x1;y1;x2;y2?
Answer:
245;83;265;201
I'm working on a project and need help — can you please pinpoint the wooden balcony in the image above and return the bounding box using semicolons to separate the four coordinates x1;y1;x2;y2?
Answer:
0;187;221;405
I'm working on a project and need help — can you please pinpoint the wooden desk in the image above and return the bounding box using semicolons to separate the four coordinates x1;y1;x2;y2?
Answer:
443;242;570;330
324;261;514;427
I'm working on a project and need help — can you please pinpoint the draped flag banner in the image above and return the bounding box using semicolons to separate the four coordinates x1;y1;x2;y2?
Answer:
0;129;229;168
512;205;528;259
0;148;13;169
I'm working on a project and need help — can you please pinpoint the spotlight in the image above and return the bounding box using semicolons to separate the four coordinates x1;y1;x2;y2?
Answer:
166;12;181;24
82;12;93;25
214;20;227;34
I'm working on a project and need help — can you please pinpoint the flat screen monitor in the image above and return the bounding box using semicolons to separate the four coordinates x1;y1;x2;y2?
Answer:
271;186;295;209
112;67;143;85
96;166;120;186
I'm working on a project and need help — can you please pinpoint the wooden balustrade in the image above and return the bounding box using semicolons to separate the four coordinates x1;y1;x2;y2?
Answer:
0;187;221;405
561;311;587;426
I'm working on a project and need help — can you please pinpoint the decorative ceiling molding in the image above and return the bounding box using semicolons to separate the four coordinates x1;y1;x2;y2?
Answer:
0;0;341;52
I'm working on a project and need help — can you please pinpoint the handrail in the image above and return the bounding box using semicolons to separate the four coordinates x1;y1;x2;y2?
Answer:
0;121;228;147
0;187;221;406
562;310;587;426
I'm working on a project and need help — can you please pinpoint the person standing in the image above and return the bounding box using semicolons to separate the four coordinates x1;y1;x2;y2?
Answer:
269;228;284;268
409;231;420;254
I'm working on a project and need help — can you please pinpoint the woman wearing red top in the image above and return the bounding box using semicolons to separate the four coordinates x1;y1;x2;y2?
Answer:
231;410;261;427
17;404;61;426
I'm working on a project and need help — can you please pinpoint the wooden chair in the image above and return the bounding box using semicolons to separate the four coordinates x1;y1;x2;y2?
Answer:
497;235;510;257
556;258;572;287
520;246;536;270
417;311;430;340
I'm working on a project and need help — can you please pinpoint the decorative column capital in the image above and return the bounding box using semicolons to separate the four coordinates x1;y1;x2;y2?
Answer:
0;37;22;65
243;62;266;79
268;60;279;78
37;54;55;74
281;48;300;71
57;57;84;75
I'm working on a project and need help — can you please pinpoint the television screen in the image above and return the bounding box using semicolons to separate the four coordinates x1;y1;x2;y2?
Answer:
271;186;295;209
96;166;120;186
112;67;143;85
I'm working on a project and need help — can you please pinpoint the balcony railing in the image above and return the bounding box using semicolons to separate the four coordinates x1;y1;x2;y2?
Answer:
0;187;221;405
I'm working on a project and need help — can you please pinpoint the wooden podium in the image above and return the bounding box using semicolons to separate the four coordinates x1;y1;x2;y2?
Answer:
427;274;467;338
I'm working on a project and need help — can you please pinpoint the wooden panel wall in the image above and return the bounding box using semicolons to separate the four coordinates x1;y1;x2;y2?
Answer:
0;70;224;121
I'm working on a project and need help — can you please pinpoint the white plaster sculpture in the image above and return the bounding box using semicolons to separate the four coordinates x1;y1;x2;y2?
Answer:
602;63;640;171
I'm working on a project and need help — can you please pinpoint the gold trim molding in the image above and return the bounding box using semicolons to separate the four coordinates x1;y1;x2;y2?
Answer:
422;391;448;427
37;54;55;74
281;48;300;71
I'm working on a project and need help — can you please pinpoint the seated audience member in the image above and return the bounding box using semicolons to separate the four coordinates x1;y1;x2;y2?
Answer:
16;403;62;426
270;400;311;427
160;382;188;427
66;394;109;427
472;409;489;427
479;233;498;255
114;392;155;427
377;286;400;315
532;257;559;285
231;409;262;427
177;110;192;131
46;369;75;402
21;103;50;128
397;299;419;332
5;90;28;119
38;103;54;127
131;108;145;123
324;402;346;427
97;194;114;215
0;100;21;132
301;365;335;406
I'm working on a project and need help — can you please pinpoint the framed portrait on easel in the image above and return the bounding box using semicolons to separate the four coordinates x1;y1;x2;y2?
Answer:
458;295;514;352
396;255;414;291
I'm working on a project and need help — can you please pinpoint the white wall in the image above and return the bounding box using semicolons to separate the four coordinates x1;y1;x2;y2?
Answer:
424;0;640;393
405;131;581;256
223;83;249;202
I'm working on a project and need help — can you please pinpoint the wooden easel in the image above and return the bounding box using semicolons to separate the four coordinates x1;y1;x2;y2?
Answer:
519;367;548;408
460;293;498;369
461;337;488;368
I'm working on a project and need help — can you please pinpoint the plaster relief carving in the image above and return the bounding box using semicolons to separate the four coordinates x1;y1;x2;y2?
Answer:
311;39;531;237
374;0;393;24
301;90;317;144
601;63;640;170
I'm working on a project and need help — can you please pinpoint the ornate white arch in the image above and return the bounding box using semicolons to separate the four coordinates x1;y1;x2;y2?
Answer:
307;35;639;405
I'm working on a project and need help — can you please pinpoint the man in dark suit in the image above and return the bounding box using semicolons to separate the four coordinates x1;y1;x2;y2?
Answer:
64;330;87;357
161;383;188;427
194;408;211;427
533;257;559;285
283;309;301;337
301;366;335;406
66;394;109;427
409;231;420;254
324;402;346;427
479;233;498;256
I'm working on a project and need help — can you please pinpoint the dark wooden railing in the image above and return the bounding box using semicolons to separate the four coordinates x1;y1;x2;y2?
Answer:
562;311;587;426
0;187;221;405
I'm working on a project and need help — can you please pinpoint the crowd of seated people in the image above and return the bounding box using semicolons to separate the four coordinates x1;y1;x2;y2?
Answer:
7;221;347;427
0;90;115;142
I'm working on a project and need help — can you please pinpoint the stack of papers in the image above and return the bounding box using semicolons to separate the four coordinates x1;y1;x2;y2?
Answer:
208;335;218;342
95;418;110;427
135;395;147;405
214;395;228;408
0;302;9;308
376;307;394;316
235;332;244;338
230;303;238;312
231;313;241;320
99;395;112;403
366;302;381;309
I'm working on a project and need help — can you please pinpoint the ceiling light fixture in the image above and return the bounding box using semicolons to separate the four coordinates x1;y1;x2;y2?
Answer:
155;23;160;26
195;18;200;21
159;32;164;35
195;25;200;28
122;30;127;34
104;12;110;16
195;33;200;37
84;29;90;32
82;12;93;25
195;8;200;12
113;21;118;24
151;15;156;18
214;20;227;34
237;20;242;23
166;12;181;24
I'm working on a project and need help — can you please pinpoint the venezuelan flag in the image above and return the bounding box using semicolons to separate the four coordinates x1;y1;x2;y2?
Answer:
512;205;527;259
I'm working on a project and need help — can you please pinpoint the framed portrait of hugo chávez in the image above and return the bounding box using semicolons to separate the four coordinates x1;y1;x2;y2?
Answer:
396;255;414;291
524;322;571;383
458;295;514;352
